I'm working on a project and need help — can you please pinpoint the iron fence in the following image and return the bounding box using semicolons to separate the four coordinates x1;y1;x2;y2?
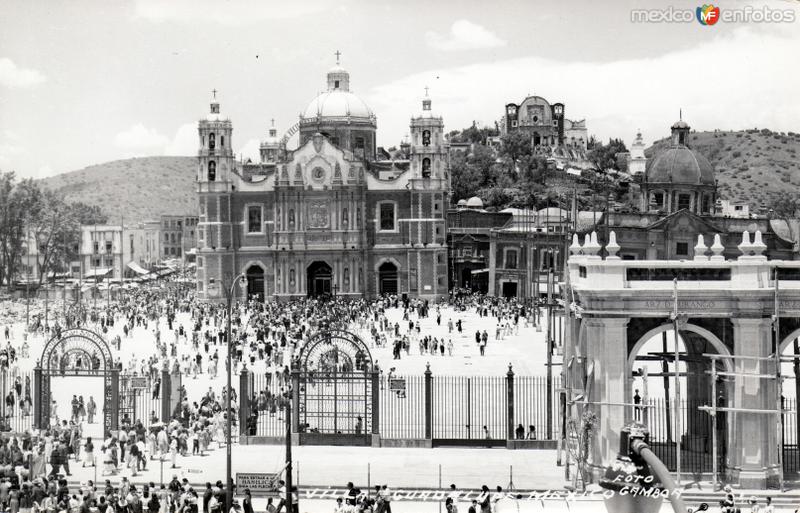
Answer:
248;369;562;443
1;369;34;433
645;398;725;476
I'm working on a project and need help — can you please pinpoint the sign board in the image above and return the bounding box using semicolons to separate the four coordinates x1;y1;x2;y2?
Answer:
236;473;280;493
389;378;406;393
129;377;148;389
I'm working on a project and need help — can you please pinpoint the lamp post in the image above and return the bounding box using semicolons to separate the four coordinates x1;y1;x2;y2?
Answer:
224;273;247;513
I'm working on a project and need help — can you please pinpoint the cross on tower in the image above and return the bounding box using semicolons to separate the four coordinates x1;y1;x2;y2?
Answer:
424;86;429;97
335;50;341;65
270;118;275;127
212;89;218;100
679;108;682;120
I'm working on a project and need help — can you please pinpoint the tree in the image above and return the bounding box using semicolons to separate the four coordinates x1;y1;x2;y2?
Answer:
769;192;800;218
587;137;628;172
499;131;533;175
0;173;42;287
450;145;501;202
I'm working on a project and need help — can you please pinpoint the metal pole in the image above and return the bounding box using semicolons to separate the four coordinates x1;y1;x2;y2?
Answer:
226;280;233;513
546;268;554;439
711;362;718;492
774;274;784;492
672;278;681;486
286;398;293;513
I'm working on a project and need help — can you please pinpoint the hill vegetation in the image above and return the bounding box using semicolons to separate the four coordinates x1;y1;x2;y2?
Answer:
38;156;197;224
647;129;800;212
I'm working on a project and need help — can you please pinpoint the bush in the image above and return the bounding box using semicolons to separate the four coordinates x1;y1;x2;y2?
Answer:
732;151;742;158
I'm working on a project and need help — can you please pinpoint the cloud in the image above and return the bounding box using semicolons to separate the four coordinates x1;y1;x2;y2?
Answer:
369;27;800;150
0;130;25;171
0;58;46;88
114;123;169;152
134;0;329;25
425;20;507;52
237;138;262;163
164;123;198;156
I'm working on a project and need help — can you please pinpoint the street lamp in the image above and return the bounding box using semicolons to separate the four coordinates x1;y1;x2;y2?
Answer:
222;273;247;513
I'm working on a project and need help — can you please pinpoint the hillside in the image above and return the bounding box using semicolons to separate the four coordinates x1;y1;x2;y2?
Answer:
38;156;197;224
647;129;800;210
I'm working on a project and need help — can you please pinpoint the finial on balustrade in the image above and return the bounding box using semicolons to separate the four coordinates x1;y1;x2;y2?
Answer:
583;233;591;255
738;230;753;257
710;234;725;261
584;231;601;256
752;230;767;257
605;230;620;259
569;233;582;255
693;234;708;261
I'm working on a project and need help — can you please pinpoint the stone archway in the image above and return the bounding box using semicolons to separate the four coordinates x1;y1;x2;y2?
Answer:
628;322;733;375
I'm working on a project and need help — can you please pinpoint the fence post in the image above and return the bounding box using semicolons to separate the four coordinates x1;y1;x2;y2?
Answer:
239;365;250;436
507;364;515;447
424;363;433;442
371;369;380;447
161;368;171;422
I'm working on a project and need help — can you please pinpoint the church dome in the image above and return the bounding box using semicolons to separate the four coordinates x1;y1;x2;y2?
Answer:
466;196;484;209
302;90;374;120
645;146;715;185
301;60;375;122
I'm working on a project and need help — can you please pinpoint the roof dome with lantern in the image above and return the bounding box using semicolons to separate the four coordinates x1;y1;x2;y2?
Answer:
645;117;715;186
301;55;375;122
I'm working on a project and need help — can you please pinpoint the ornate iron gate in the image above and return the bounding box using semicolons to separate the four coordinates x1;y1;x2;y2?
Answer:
292;329;379;446
34;328;119;437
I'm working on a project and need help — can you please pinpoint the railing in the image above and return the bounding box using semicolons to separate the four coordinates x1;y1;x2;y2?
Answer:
247;370;561;444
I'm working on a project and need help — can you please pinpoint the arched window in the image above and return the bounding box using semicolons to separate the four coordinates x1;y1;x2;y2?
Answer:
422;158;431;178
288;209;295;229
342;208;349;228
208;161;216;181
209;133;216;150
344;267;350;287
220;135;225;148
289;269;295;285
422;130;431;147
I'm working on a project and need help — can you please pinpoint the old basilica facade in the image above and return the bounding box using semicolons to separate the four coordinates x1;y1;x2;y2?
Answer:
195;60;450;301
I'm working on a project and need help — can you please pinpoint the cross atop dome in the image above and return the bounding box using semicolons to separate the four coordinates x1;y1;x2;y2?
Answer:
335;50;341;65
326;54;350;92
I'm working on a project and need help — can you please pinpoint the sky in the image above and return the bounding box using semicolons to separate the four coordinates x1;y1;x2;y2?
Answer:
1;0;799;179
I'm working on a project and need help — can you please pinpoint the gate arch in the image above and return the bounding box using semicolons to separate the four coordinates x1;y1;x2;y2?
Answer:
628;322;733;375
34;328;119;437
292;329;378;446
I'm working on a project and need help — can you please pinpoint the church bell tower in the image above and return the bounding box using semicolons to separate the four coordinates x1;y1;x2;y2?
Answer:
407;89;449;299
196;91;236;301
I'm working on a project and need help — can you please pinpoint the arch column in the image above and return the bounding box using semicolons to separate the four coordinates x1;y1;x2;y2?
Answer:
729;318;779;488
582;316;630;477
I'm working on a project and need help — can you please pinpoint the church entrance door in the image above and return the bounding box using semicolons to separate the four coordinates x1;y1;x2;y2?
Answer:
307;261;332;296
378;262;398;295
246;265;265;301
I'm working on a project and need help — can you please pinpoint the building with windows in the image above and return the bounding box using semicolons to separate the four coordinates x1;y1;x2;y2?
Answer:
196;58;450;301
78;225;151;280
447;200;570;298
160;215;198;261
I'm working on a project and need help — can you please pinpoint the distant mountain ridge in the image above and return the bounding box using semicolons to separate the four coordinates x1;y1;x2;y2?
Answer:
38;156;197;224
